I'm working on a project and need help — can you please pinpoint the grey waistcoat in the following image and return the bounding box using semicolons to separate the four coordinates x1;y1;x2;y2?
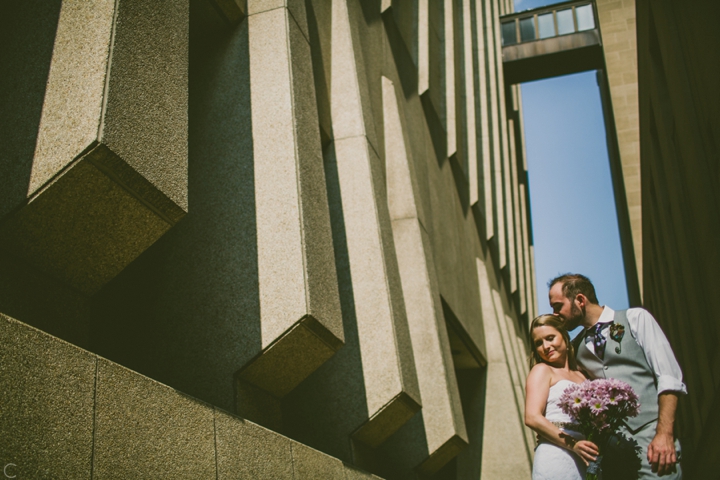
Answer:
575;309;659;432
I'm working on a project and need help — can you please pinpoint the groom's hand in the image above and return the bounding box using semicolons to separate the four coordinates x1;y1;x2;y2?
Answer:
647;432;677;476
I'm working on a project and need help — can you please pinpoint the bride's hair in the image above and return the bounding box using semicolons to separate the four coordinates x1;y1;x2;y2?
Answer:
528;314;578;370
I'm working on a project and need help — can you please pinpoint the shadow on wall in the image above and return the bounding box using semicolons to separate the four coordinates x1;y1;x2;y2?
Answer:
0;2;94;346
89;0;260;413
0;1;62;220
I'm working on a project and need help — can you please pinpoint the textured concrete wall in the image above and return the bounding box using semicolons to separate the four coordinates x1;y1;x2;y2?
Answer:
1;0;537;478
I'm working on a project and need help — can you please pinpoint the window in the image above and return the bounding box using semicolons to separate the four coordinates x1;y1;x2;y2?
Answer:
576;5;595;31
502;21;518;46
556;9;574;35
538;13;555;39
520;17;536;42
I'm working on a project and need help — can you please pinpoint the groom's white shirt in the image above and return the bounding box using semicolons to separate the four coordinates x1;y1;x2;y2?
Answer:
583;306;687;395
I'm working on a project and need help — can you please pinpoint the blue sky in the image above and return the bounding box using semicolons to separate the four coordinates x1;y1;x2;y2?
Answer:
521;72;629;316
510;0;630;315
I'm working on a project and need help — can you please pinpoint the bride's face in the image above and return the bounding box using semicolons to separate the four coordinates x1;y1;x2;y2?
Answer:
532;325;567;365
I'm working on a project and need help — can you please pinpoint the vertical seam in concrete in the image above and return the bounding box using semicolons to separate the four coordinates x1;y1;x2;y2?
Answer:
213;409;219;480
98;0;121;140
289;442;298;479
90;356;99;479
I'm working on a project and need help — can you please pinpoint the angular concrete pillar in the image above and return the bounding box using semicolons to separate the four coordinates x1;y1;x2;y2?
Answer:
481;0;507;268
471;0;495;240
476;259;534;479
236;0;344;399
444;0;457;158
383;76;468;474
330;0;421;448
0;0;189;294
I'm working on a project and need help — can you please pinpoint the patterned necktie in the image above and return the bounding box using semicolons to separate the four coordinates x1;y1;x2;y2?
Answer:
588;323;607;360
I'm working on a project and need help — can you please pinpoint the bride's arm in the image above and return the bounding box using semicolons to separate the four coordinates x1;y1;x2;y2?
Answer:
524;365;598;465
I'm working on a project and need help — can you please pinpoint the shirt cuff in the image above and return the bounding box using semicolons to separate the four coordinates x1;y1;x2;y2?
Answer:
657;375;688;395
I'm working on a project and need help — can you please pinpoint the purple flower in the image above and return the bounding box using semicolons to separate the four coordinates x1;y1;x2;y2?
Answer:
557;379;640;441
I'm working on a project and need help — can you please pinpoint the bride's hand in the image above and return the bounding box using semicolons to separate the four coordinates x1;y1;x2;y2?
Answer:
571;440;599;465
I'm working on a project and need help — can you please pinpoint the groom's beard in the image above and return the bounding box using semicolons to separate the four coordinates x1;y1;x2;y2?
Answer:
565;303;586;330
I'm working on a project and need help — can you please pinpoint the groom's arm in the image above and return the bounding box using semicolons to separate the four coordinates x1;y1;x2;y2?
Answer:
648;392;679;476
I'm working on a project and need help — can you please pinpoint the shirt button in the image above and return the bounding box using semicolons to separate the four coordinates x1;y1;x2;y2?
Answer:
603;366;608;370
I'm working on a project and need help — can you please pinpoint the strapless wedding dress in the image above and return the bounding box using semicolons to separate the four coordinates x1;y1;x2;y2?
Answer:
532;379;586;480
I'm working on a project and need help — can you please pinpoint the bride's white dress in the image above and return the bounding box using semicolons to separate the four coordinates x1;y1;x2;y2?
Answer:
532;379;586;480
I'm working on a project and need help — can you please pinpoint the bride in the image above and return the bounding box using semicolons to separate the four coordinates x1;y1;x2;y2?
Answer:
525;314;599;480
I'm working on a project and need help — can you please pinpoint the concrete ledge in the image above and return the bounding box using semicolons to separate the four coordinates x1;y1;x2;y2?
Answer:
0;313;95;479
0;313;381;479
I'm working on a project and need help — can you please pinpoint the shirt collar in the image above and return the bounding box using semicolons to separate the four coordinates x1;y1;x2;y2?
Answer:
596;306;615;324
583;306;614;340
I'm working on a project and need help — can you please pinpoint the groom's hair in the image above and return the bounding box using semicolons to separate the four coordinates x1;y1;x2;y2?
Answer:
548;273;599;304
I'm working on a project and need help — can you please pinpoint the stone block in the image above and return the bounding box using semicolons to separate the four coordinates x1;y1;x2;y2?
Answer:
93;359;216;478
238;3;343;399
0;314;95;479
0;0;189;294
237;316;343;398
215;409;295;479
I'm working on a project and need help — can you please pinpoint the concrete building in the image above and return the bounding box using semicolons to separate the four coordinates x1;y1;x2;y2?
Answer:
0;0;537;478
636;0;720;476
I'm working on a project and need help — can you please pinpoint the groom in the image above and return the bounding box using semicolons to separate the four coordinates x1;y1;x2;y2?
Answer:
548;273;685;478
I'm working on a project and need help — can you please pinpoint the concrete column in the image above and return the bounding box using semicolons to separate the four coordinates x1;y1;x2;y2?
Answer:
476;259;534;479
236;0;344;399
461;0;480;208
444;0;457;158
383;76;468;474
473;0;495;240
0;0;189;295
494;0;517;292
508;118;526;314
595;0;642;296
330;0;421;448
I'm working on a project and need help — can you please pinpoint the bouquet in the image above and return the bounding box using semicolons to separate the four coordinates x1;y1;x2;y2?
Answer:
558;379;642;480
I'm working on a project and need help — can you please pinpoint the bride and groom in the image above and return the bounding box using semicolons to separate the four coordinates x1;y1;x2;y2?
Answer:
525;273;685;479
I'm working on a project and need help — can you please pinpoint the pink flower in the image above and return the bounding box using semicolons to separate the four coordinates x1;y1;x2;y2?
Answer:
557;379;640;441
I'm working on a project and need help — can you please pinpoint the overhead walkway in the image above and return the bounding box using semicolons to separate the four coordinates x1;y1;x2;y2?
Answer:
500;1;604;84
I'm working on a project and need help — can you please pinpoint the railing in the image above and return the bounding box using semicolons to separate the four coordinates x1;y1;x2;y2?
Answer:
500;1;597;47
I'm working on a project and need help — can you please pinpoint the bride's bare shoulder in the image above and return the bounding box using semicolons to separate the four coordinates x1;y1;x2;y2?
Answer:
527;362;553;383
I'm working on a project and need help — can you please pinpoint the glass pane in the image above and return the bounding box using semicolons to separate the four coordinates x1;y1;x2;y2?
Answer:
556;9;574;35
501;21;517;46
520;17;536;42
538;13;555;39
576;4;595;31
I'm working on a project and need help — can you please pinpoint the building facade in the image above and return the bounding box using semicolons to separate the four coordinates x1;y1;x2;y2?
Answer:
636;0;720;476
0;0;537;478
